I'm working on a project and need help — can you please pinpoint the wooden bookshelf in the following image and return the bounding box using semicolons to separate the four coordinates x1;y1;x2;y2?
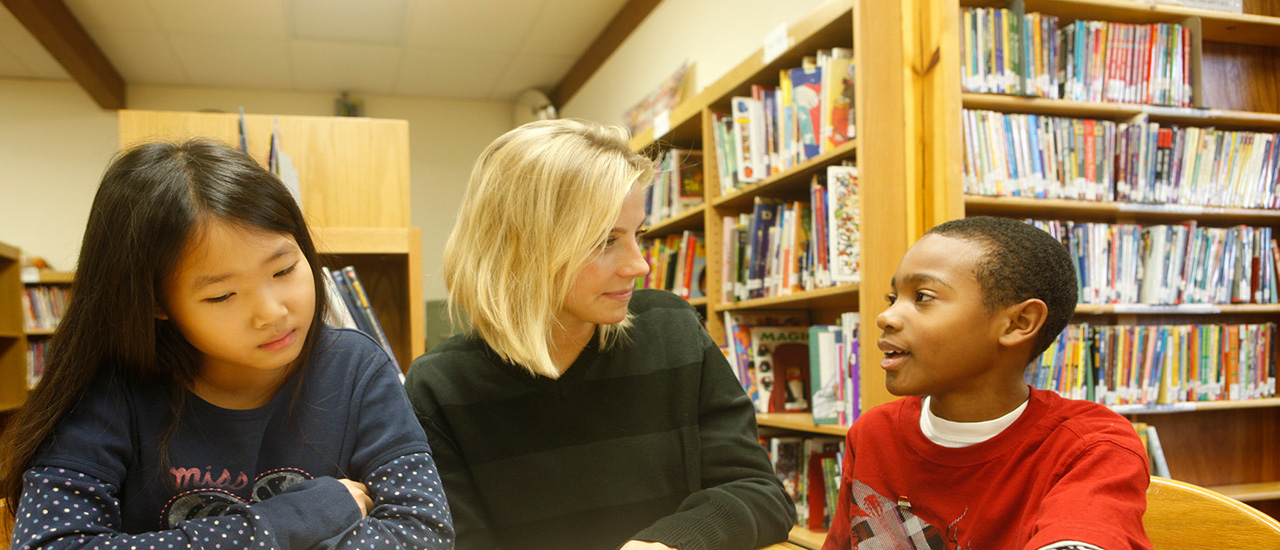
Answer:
936;0;1280;519
119;111;424;370
0;242;28;412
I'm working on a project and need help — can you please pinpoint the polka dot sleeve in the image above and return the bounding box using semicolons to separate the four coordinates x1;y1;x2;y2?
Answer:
326;452;454;549
10;466;281;549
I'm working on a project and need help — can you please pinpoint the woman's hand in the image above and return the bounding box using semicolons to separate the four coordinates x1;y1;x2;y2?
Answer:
619;541;677;550
338;478;373;518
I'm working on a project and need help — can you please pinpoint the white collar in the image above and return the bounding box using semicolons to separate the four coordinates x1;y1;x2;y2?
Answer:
919;396;1029;448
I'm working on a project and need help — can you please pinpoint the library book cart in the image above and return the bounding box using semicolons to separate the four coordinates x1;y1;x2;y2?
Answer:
634;0;1280;545
118;110;424;372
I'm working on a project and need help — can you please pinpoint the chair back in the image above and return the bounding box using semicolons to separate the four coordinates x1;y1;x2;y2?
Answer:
1144;476;1280;550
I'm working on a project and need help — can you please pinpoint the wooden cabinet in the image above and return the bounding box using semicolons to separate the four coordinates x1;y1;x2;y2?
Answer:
118;111;424;369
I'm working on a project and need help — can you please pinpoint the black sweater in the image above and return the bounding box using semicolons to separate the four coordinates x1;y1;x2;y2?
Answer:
404;289;795;550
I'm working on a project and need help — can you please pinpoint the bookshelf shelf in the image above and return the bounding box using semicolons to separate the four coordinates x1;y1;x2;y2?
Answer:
966;195;1280;225
714;283;859;312
1206;481;1280;503
757;412;850;437
643;204;705;238
628;93;705;153
1113;397;1280;415
1075;303;1280;315
21;270;74;285
787;525;828;549
687;296;709;308
25;328;55;337
962;93;1280;130
711;140;858;210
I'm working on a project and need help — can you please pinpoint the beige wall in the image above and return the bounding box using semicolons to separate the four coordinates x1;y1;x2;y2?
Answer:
0;78;512;302
561;0;826;125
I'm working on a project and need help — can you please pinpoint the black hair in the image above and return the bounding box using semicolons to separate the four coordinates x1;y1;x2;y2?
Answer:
926;216;1077;361
0;139;328;517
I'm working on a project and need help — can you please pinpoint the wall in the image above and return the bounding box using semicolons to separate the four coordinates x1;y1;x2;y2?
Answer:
561;0;827;125
0;78;512;302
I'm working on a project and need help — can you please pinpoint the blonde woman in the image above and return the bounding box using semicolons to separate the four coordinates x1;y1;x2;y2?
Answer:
404;119;795;550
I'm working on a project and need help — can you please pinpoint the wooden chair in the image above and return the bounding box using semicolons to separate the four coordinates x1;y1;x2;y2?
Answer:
1144;476;1280;550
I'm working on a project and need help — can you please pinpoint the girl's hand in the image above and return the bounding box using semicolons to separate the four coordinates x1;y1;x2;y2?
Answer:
338;478;373;518
619;541;676;550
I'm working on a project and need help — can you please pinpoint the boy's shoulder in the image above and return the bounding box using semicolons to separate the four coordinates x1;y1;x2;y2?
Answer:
1032;389;1144;447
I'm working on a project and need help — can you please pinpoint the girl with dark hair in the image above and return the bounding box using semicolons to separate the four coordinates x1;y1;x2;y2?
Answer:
0;140;453;549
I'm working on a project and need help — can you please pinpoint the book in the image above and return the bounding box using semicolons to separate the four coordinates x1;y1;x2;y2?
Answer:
826;165;860;283
809;325;842;424
723;310;810;409
750;326;811;413
320;266;359;331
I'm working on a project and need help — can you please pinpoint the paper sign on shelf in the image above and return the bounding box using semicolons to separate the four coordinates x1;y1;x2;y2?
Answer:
653;111;670;139
763;23;789;65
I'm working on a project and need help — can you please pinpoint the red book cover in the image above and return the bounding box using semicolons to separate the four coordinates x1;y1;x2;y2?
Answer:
807;451;837;531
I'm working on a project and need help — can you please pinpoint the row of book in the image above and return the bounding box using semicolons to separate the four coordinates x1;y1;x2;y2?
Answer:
961;7;1194;107
638;231;707;300
963;109;1280;208
21;284;70;332
1028;322;1277;406
765;436;843;532
710;48;856;196
646;149;704;226
1029;220;1279;306
1131;422;1171;478
321;266;398;369
721;165;860;302
721;309;862;426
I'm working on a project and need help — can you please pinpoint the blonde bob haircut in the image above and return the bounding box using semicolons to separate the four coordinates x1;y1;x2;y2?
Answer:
444;119;655;378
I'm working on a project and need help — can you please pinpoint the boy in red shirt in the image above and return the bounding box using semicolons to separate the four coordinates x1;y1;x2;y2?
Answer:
823;217;1151;550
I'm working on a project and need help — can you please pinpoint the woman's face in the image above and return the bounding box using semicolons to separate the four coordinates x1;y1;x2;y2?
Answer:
556;184;650;338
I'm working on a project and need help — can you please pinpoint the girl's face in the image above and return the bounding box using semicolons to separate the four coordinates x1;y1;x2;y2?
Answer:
159;220;316;381
556;184;650;339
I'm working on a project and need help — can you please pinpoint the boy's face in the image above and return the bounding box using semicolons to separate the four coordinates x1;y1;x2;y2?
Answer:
876;234;1006;399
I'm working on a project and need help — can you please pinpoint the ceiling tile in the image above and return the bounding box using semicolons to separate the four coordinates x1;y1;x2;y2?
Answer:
65;0;161;31
89;31;188;85
489;54;574;101
521;0;628;57
167;34;294;89
290;40;401;94
292;0;406;45
402;0;546;53
146;0;288;38
0;9;69;79
396;48;509;99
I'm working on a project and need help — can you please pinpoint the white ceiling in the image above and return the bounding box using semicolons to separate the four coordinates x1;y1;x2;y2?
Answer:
0;0;630;101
